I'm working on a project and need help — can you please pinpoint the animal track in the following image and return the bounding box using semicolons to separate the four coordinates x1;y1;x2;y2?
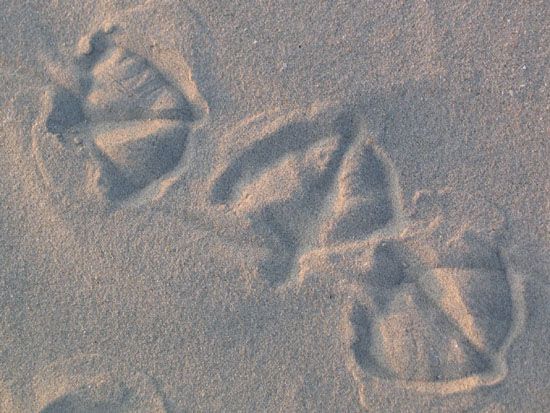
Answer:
1;354;168;412
209;104;400;285
28;23;525;400
209;103;524;400
34;356;167;413
340;230;524;403
32;24;206;209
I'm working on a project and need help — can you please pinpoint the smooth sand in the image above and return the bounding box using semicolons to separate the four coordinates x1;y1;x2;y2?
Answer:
1;1;549;411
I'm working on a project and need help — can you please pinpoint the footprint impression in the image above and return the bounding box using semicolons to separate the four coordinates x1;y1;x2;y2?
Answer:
32;25;207;210
337;227;525;404
209;104;402;286
29;24;525;401
209;104;524;399
29;354;167;413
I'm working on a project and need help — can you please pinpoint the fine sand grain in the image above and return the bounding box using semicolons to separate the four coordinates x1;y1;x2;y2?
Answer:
1;1;549;411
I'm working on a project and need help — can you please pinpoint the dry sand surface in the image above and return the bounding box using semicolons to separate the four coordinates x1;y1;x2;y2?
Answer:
1;1;549;412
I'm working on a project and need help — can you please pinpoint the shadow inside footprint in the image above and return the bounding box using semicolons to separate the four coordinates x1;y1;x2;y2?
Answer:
32;355;167;413
320;143;395;244
367;241;409;289
41;393;127;413
362;241;411;309
349;303;389;380
44;88;85;136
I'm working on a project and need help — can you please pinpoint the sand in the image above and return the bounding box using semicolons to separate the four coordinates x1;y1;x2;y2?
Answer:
1;0;549;411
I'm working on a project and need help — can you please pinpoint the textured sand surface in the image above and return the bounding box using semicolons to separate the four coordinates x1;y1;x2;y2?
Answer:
1;1;549;411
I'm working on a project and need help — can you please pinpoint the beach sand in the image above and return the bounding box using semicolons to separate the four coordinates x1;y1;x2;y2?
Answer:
1;1;549;411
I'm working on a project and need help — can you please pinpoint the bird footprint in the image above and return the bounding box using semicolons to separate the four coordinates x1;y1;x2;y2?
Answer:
32;24;207;211
207;103;525;401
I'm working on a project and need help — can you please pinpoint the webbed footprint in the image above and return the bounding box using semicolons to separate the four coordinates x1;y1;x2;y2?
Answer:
344;228;524;400
32;24;207;211
209;105;399;286
209;105;354;284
